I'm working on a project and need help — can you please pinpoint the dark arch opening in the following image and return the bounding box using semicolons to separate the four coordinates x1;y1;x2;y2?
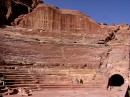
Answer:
109;74;124;86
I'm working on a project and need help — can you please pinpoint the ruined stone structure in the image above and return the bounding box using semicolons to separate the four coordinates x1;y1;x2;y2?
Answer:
0;0;130;96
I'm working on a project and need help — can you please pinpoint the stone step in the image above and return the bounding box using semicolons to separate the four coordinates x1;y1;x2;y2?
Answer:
4;76;69;79
4;73;66;76
5;76;33;79
4;79;34;81
0;69;28;71
5;84;102;89
0;72;30;75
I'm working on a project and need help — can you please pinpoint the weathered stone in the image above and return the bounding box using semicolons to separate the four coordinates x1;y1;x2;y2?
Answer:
0;0;42;25
14;3;100;33
0;1;130;95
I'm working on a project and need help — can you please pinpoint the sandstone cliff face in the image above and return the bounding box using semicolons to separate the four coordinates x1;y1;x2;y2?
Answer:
60;9;100;33
0;0;130;93
15;4;61;31
0;0;41;25
14;3;100;33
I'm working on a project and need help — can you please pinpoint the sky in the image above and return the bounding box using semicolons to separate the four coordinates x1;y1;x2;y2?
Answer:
43;0;130;25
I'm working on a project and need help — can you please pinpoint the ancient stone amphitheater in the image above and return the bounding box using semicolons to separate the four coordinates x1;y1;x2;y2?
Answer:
0;0;130;96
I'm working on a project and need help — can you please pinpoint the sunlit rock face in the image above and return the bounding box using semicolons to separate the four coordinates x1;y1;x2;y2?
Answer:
14;3;100;33
0;0;130;93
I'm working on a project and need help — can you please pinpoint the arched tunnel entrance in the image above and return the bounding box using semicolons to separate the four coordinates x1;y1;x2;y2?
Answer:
108;74;124;87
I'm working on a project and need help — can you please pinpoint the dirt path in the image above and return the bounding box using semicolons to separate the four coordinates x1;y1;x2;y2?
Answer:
4;88;116;97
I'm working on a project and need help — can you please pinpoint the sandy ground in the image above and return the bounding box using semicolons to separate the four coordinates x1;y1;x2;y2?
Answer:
4;88;119;97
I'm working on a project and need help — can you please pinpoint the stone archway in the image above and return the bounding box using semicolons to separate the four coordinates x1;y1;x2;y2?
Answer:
108;74;124;87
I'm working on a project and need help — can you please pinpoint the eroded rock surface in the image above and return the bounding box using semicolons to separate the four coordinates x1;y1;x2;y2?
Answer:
0;0;42;25
0;0;130;96
14;3;100;33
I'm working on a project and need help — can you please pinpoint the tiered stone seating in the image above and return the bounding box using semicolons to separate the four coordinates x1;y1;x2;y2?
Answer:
29;68;105;89
0;65;105;95
0;66;38;94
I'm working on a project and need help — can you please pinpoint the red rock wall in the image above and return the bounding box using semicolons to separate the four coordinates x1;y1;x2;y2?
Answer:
15;4;100;33
18;4;61;31
60;9;100;33
0;1;130;91
0;0;41;25
0;27;109;90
